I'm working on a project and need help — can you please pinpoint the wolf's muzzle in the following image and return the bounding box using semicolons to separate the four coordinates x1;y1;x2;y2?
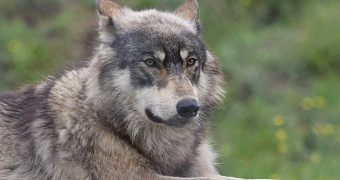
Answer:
145;108;192;127
176;98;200;118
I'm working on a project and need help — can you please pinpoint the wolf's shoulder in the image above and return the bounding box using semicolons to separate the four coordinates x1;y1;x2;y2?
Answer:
0;90;23;118
0;91;21;103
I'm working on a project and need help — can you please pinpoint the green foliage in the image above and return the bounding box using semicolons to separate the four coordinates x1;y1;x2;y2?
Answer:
201;1;340;179
0;0;94;90
0;0;339;179
0;18;52;89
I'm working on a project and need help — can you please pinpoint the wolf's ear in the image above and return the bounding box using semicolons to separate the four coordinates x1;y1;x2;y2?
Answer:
96;0;122;17
96;0;123;43
174;0;201;32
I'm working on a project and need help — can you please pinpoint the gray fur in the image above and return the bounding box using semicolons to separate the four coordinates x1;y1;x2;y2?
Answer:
0;1;268;180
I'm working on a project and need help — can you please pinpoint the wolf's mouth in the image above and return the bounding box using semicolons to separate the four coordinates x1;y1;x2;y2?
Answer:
145;108;192;127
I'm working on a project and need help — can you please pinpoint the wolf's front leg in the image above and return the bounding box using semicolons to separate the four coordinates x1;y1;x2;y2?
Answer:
191;140;222;177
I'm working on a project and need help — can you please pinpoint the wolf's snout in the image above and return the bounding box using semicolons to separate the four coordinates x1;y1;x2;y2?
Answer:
176;98;200;118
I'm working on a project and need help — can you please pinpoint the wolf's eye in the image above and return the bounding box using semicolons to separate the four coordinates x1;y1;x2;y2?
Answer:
144;59;155;67
187;58;196;67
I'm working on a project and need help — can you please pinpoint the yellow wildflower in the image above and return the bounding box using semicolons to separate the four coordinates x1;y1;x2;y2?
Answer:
314;96;326;108
310;153;322;164
301;97;315;110
312;124;335;135
278;142;288;154
7;39;22;53
275;129;287;141
323;124;335;135
240;0;252;6
272;114;285;126
270;174;281;179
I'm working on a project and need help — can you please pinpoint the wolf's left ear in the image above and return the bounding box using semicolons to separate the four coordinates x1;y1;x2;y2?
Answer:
96;0;123;43
96;0;122;17
174;0;201;32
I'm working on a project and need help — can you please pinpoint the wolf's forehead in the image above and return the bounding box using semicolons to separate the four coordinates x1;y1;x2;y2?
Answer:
122;28;195;55
118;9;197;33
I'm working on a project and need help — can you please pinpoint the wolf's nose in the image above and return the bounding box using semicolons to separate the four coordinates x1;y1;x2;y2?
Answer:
176;98;200;118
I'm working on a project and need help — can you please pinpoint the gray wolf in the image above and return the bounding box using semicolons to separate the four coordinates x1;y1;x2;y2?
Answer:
0;0;267;179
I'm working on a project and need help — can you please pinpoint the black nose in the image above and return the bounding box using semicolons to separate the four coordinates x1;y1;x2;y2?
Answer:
176;98;200;118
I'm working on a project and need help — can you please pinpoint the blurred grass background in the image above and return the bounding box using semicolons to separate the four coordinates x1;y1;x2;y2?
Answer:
1;0;339;179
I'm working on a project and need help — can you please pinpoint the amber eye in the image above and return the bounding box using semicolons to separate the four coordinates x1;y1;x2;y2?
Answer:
187;58;196;67
144;59;155;67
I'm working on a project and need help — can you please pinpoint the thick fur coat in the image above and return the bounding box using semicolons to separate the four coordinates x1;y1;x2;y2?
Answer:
0;0;269;180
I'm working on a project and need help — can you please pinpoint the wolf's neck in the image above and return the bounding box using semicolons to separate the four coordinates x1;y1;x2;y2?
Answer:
118;115;206;176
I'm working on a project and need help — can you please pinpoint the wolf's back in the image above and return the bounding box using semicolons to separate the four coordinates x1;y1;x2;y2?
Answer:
0;91;22;170
0;70;86;180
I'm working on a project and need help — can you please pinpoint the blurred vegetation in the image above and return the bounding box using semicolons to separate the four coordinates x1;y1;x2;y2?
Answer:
1;0;340;179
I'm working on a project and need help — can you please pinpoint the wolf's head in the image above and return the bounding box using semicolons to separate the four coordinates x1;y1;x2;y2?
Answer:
88;0;224;128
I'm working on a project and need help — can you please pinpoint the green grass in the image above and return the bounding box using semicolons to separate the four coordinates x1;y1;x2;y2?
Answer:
205;1;340;179
1;0;339;179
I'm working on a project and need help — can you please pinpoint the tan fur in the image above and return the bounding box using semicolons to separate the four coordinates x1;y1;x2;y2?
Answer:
0;0;271;180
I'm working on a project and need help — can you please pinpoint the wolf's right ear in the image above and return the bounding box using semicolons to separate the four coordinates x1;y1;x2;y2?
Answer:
174;0;201;33
96;0;123;43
